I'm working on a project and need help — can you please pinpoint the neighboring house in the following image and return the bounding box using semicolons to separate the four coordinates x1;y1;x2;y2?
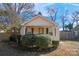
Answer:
20;15;60;41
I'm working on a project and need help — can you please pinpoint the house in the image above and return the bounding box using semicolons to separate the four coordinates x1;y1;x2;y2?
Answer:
20;15;60;41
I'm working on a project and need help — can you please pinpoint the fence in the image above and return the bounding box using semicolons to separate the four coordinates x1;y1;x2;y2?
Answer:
60;31;75;40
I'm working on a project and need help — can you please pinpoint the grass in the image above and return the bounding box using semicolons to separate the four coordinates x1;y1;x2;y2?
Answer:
46;41;79;56
0;33;79;56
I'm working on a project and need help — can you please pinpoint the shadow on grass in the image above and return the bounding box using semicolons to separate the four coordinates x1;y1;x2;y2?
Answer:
15;47;57;56
0;33;58;56
6;41;57;56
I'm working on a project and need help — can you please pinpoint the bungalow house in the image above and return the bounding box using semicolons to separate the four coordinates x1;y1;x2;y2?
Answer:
20;15;60;41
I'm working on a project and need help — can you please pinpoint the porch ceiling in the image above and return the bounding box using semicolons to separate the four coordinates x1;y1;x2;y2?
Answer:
25;26;52;28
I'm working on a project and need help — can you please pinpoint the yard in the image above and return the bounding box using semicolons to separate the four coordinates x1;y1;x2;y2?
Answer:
0;33;79;56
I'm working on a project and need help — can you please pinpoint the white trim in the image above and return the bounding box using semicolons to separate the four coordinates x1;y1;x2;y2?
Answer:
20;26;26;35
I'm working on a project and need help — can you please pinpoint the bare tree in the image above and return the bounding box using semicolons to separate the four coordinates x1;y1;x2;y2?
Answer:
0;10;9;30
61;10;69;31
61;15;66;31
48;8;57;21
61;10;79;31
1;3;35;29
71;11;79;25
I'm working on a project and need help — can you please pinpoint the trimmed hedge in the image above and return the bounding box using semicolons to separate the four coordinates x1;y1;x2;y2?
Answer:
21;34;37;47
9;33;59;48
36;36;51;48
52;41;59;48
21;34;51;48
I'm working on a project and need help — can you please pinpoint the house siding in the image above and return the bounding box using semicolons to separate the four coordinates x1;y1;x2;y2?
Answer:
20;16;59;41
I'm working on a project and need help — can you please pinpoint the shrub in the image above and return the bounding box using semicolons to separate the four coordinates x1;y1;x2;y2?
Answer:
52;41;59;48
9;27;20;42
36;36;51;48
21;34;51;48
9;34;21;42
21;34;37;47
9;34;17;42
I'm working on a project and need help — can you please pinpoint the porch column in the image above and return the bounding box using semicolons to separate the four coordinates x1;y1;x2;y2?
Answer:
27;27;31;33
44;28;46;34
20;26;26;36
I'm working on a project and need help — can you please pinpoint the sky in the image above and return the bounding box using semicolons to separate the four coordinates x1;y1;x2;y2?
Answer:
34;3;79;28
1;3;79;30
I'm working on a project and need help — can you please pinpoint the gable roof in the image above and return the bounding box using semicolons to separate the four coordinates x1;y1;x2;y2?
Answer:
21;15;59;28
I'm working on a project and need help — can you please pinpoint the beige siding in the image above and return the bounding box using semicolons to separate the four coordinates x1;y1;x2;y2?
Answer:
24;17;53;27
20;16;60;41
51;27;60;41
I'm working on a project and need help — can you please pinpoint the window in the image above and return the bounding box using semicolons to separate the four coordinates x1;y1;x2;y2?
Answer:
49;32;53;35
46;28;48;34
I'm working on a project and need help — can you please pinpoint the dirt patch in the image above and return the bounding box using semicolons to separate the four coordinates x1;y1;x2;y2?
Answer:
46;41;79;56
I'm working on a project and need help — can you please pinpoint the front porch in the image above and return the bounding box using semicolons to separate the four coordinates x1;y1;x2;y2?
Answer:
25;26;53;35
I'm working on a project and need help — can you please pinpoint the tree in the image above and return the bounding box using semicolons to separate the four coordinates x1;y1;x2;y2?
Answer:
38;12;42;15
61;10;69;31
48;8;57;21
71;11;79;25
0;3;35;30
1;3;35;28
0;10;9;30
0;16;9;30
64;23;73;31
21;11;36;20
61;13;67;31
0;10;8;16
